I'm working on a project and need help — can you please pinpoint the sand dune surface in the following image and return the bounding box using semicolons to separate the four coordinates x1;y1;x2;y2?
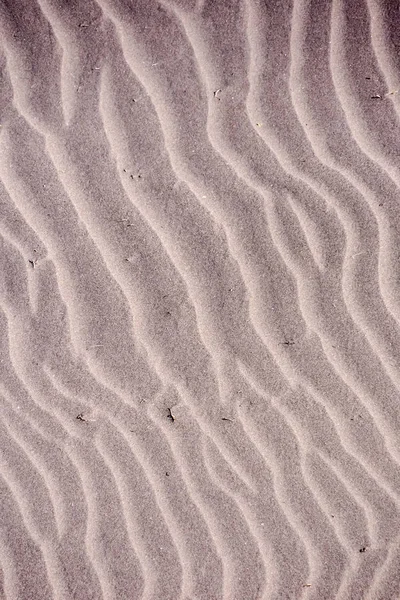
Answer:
1;0;400;598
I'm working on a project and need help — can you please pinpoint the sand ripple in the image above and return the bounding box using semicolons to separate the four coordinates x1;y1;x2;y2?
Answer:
1;0;400;598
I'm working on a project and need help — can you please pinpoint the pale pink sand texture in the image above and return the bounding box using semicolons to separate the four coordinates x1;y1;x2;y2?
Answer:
1;0;400;598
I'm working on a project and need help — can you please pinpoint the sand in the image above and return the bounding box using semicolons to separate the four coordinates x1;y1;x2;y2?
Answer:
1;0;400;598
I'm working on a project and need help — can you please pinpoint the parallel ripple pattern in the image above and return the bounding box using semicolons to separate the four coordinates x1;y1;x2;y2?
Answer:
1;0;400;598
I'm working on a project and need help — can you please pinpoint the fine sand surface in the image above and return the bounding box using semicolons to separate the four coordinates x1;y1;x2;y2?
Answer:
1;1;400;598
